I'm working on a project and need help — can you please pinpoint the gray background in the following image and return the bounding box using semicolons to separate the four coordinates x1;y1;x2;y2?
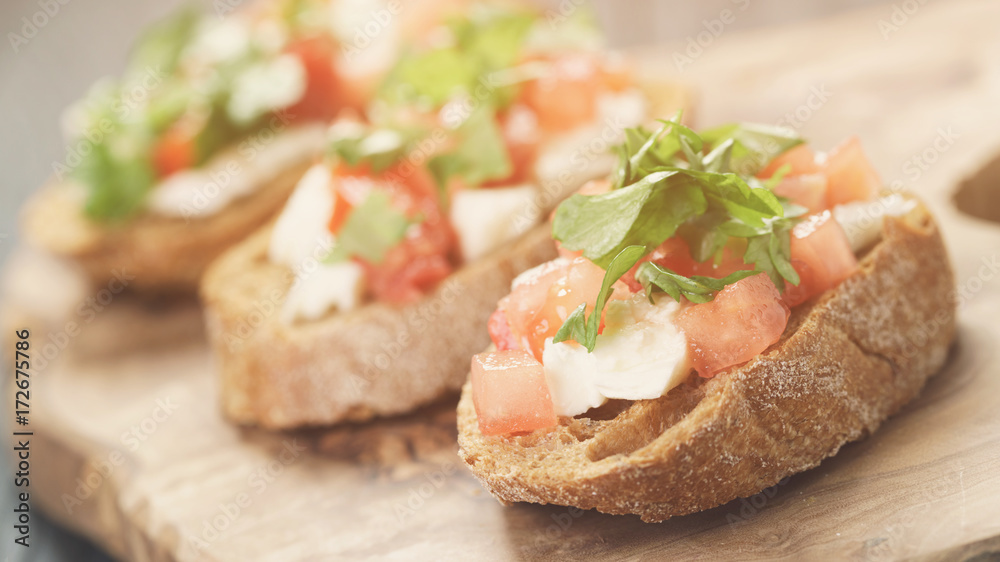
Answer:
0;0;886;560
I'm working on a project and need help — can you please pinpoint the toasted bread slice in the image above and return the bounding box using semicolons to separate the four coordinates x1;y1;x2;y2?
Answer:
20;158;315;295
457;200;956;522
201;222;557;428
199;80;693;429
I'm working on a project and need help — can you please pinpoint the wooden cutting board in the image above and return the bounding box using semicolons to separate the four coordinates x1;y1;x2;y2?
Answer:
5;0;1000;559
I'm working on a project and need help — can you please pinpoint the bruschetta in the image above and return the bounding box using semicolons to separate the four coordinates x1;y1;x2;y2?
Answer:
19;0;453;293
201;6;691;428
457;116;956;522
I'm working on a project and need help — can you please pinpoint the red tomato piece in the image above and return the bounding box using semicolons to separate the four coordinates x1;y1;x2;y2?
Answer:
471;350;557;436
782;211;858;307
758;144;820;178
152;125;196;178
773;173;828;213
284;36;345;123
501;256;624;361
521;53;600;132
677;273;790;377
354;163;457;304
823;136;881;207
488;308;519;352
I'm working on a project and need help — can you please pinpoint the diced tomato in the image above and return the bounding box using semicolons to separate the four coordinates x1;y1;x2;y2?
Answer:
677;273;790;377
488;308;519;352
773;173;828;213
758;144;820;178
521;53;600;132
471;350;557;436
598;54;635;92
500;256;625;361
351;162;457;304
782;211;858;307
823;136;881;207
284;36;346;122
483;104;539;187
152;125;196;178
620;237;751;292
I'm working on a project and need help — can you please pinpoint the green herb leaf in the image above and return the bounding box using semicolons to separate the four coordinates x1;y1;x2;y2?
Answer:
699;122;803;176
552;246;646;351
328;125;413;174
635;263;758;304
428;105;511;190
326;191;411;264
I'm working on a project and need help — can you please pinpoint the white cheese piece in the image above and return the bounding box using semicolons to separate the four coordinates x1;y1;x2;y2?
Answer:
449;185;541;262
534;88;647;202
833;194;917;253
268;163;336;266
227;54;307;126
281;261;365;324
542;294;691;417
147;123;327;219
267;163;369;323
186;19;251;65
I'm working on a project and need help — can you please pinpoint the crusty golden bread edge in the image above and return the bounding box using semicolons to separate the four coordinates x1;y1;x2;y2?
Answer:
200;222;558;429
197;79;694;429
19;160;314;294
456;198;957;522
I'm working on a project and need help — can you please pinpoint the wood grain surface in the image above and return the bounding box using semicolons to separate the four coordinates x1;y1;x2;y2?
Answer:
4;0;1000;560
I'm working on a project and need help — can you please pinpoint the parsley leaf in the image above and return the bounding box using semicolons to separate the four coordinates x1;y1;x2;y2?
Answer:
552;245;646;351
428;105;512;190
635;264;757;304
328;125;415;174
550;115;809;352
326;191;411;264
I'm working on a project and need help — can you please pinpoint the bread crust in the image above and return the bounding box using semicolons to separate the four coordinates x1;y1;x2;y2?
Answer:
20;161;313;294
457;200;956;522
200;222;558;429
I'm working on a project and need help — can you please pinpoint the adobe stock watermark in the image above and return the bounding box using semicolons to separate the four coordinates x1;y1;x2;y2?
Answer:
877;0;931;40
344;1;402;62
894;126;959;186
725;476;790;526
52;65;167;180
391;461;457;526
184;439;307;554
673;0;751;72
60;397;179;514
177;110;296;223
7;0;72;54
863;465;963;561
522;505;586;552
32;269;135;374
345;278;465;398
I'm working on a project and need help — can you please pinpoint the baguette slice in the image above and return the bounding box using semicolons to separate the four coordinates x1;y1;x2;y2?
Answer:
20;158;315;295
200;80;693;429
201;222;558;429
457;199;956;522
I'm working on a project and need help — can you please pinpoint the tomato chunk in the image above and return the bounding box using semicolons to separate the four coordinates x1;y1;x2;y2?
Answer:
823;136;881;207
501;257;624;361
782;211;858;307
152;125;196;178
487;308;519;352
285;36;345;122
758;144;820;178
471;350;557;436
773;173;828;213
521;54;600;132
677;273;790;377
